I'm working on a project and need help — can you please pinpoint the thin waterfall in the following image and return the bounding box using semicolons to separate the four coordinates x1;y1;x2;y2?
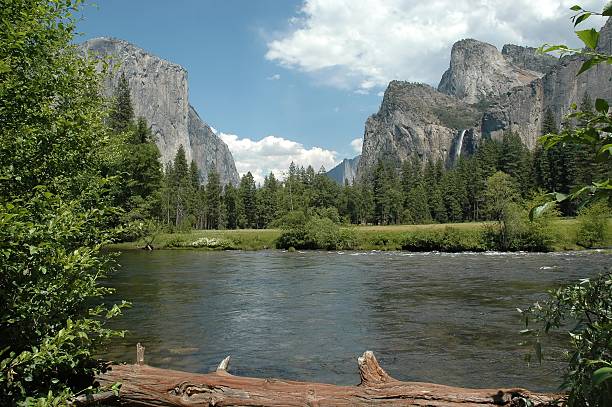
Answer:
455;129;466;161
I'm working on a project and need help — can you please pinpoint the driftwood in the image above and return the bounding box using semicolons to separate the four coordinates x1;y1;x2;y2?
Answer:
94;344;562;407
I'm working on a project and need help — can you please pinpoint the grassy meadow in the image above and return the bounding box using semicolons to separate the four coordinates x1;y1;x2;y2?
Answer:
108;218;611;252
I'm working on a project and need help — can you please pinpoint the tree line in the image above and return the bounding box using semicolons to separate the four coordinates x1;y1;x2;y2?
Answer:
130;91;608;235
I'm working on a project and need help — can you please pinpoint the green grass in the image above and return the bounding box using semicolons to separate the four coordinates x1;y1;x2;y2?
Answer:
107;219;612;252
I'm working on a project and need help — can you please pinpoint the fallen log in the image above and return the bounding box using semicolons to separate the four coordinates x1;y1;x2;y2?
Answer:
96;344;562;406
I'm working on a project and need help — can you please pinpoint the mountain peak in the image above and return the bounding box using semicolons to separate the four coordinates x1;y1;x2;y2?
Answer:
80;37;238;185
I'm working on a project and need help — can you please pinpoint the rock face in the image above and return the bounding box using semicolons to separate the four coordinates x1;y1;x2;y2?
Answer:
327;156;360;185
501;44;558;74
483;19;612;148
188;106;238;185
357;82;481;177
81;37;239;185
358;19;612;179
438;39;541;104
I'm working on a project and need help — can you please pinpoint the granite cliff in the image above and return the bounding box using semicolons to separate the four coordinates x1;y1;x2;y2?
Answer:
357;19;612;178
483;18;612;148
359;82;480;177
81;37;239;186
327;156;360;185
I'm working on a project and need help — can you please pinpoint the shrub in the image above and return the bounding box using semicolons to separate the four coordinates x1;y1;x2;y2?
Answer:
401;230;442;251
276;215;355;250
276;229;307;250
0;1;126;404
576;202;610;248
336;227;358;250
270;210;308;229
401;227;487;252
520;272;612;406
303;217;340;250
483;200;559;252
440;227;486;252
189;237;236;250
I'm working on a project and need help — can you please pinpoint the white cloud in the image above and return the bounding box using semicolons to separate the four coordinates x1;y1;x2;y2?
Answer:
218;132;339;184
350;137;363;154
266;0;606;91
266;73;281;80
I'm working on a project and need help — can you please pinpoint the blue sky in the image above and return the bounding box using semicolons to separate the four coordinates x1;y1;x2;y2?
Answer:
77;0;381;176
77;0;606;181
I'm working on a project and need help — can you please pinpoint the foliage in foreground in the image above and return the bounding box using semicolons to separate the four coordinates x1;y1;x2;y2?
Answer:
0;0;125;405
524;3;612;405
520;272;612;406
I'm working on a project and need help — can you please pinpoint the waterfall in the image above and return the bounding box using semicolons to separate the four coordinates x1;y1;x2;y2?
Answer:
455;129;466;161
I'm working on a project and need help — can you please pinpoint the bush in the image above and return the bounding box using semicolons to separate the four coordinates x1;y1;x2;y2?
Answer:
483;200;559;252
440;227;487;252
269;210;308;229
401;230;443;251
308;207;341;224
303;217;339;250
0;1;126;404
520;272;612;406
276;215;356;250
576;202;610;248
189;237;236;250
401;227;487;252
337;228;358;250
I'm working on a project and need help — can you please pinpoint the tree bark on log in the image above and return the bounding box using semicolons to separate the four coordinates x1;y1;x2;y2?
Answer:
96;349;562;407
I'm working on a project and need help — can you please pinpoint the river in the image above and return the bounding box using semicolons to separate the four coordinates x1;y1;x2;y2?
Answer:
104;250;610;392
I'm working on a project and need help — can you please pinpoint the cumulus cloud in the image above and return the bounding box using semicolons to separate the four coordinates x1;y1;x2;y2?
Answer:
266;73;281;80
265;0;606;92
350;137;363;154
218;132;339;184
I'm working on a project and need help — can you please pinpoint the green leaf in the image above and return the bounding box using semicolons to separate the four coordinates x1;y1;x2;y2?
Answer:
529;192;566;220
530;202;554;221
604;2;612;16
595;98;609;114
576;28;599;50
574;12;591;26
593;367;612;385
0;60;10;74
539;44;570;54
577;58;598;75
570;5;582;11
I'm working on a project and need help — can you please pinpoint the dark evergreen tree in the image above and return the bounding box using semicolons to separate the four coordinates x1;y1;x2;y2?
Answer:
206;170;221;229
172;145;190;227
109;73;134;133
258;172;280;228
239;172;257;228
223;183;238;230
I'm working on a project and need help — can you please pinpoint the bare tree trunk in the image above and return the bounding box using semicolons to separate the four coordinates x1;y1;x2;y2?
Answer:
95;347;561;407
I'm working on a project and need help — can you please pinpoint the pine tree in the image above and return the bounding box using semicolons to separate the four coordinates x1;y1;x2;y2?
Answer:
206;170;221;229
430;184;447;223
259;172;280;227
109;73;134;133
239;172;257;228
172;145;190;227
404;182;430;224
223;183;238;229
499;133;533;197
161;162;174;225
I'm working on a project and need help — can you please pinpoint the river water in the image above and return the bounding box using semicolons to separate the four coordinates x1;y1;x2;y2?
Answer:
104;250;610;391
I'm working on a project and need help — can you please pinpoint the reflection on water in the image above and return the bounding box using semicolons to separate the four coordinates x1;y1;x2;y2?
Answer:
103;250;610;391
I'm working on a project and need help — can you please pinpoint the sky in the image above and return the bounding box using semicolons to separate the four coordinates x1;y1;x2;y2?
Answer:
76;0;607;183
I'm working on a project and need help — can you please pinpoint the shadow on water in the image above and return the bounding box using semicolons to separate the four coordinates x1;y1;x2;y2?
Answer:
102;250;610;391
